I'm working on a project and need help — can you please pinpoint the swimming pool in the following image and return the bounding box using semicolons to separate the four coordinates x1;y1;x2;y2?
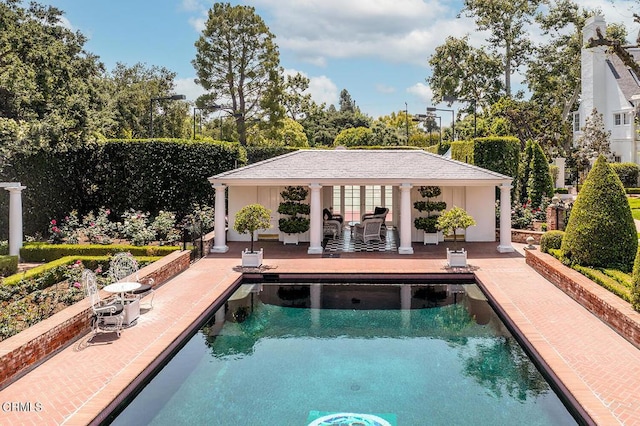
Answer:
110;282;578;425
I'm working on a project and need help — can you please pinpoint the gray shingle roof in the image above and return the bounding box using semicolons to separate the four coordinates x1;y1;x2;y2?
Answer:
209;149;512;186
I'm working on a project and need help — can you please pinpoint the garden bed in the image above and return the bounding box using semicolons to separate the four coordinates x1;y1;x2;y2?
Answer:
0;250;192;389
526;248;640;350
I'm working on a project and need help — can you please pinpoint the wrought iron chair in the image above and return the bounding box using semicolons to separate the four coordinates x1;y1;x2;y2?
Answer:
108;252;155;309
83;269;124;337
353;218;384;243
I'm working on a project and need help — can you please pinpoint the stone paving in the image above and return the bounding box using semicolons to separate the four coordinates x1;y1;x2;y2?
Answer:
1;241;639;425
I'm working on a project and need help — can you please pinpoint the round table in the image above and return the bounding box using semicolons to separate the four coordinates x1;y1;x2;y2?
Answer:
103;282;142;326
103;282;142;300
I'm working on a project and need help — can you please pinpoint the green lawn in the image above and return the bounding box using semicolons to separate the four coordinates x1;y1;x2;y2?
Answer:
629;197;640;220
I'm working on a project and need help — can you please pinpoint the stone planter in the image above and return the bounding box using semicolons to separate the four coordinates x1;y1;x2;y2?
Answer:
423;231;441;245
242;248;263;267
282;233;299;245
447;248;467;267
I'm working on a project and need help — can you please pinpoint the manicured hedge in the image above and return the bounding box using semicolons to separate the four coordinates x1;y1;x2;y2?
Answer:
473;136;520;180
0;255;18;277
554;188;569;194
0;139;246;238
246;146;299;164
540;230;564;253
20;243;179;263
450;141;474;164
610;162;640;188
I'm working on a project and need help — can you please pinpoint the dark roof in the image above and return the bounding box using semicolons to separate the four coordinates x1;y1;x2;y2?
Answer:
607;53;640;102
209;149;512;187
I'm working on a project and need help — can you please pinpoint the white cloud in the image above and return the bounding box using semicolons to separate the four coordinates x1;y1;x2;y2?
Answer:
174;77;206;104
406;82;433;104
375;84;395;94
308;75;339;106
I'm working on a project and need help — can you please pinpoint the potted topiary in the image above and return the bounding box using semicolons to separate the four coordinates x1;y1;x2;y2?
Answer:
437;206;476;267
277;186;310;245
414;186;446;245
233;203;272;267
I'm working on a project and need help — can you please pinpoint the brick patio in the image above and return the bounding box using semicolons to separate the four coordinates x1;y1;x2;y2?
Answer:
1;241;639;425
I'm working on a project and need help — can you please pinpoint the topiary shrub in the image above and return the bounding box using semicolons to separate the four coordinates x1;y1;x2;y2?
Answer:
526;141;554;207
560;155;638;271
632;247;640;311
0;255;18;276
540;230;564;253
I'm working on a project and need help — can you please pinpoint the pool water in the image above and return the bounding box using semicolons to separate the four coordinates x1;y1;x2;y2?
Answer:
112;283;577;425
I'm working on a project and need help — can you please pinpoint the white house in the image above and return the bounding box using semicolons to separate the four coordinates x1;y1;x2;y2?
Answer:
208;149;514;255
574;15;640;164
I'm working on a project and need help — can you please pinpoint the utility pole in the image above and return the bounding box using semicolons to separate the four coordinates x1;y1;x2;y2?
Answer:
405;102;409;145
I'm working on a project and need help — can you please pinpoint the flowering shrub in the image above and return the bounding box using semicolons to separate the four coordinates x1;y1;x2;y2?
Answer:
120;210;156;246
511;200;548;230
151;211;181;245
48;219;66;244
181;204;216;236
81;207;115;244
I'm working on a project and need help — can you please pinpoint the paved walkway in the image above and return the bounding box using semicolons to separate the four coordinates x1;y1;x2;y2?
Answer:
1;242;640;425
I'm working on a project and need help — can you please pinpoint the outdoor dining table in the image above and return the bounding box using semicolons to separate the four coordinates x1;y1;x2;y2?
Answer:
103;282;142;326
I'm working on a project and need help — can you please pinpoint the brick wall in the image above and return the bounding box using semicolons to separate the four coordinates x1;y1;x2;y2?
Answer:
526;249;640;349
0;250;192;389
511;229;543;244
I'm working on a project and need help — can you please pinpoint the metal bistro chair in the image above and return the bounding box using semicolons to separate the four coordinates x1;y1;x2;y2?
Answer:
108;252;155;309
83;269;124;337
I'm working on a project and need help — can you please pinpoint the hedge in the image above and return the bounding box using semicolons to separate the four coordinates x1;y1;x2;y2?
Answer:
0;255;18;277
473;136;520;180
610;162;640;188
450;141;474;164
626;188;640;195
540;230;564;253
0;139;246;238
19;243;179;263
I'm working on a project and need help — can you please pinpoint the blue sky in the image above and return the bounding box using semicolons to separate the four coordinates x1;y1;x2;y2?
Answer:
38;0;640;119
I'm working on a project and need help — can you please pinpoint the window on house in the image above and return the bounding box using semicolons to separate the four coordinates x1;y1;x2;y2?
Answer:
614;155;622;162
573;113;580;132
614;113;622;126
624;113;631;125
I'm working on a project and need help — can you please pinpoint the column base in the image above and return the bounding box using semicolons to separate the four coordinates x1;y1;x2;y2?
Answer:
398;246;414;255
497;244;515;253
307;246;323;254
210;245;229;253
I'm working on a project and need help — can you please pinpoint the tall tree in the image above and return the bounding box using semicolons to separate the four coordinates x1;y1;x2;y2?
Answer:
0;0;106;153
573;109;612;182
526;0;588;154
339;89;356;113
282;72;320;120
460;0;543;96
193;3;283;145
427;35;504;111
103;62;185;139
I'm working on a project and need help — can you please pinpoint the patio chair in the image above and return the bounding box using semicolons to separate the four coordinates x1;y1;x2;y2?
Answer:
323;208;343;238
353;218;384;243
361;207;388;223
83;269;124;337
108;252;155;309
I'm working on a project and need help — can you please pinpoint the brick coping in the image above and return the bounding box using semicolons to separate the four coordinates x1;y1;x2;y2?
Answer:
526;248;640;349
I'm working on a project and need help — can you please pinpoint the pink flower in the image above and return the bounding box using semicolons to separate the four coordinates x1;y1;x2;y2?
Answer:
51;219;57;225
73;282;81;289
94;267;102;274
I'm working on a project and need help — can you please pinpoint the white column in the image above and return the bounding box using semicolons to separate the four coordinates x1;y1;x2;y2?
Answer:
5;185;25;257
211;183;229;253
553;157;566;189
398;183;414;254
497;183;515;253
308;183;323;254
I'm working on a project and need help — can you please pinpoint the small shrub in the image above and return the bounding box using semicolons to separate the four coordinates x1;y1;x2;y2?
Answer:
540;230;564;253
0;255;18;276
632;247;640;311
554;187;569;194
